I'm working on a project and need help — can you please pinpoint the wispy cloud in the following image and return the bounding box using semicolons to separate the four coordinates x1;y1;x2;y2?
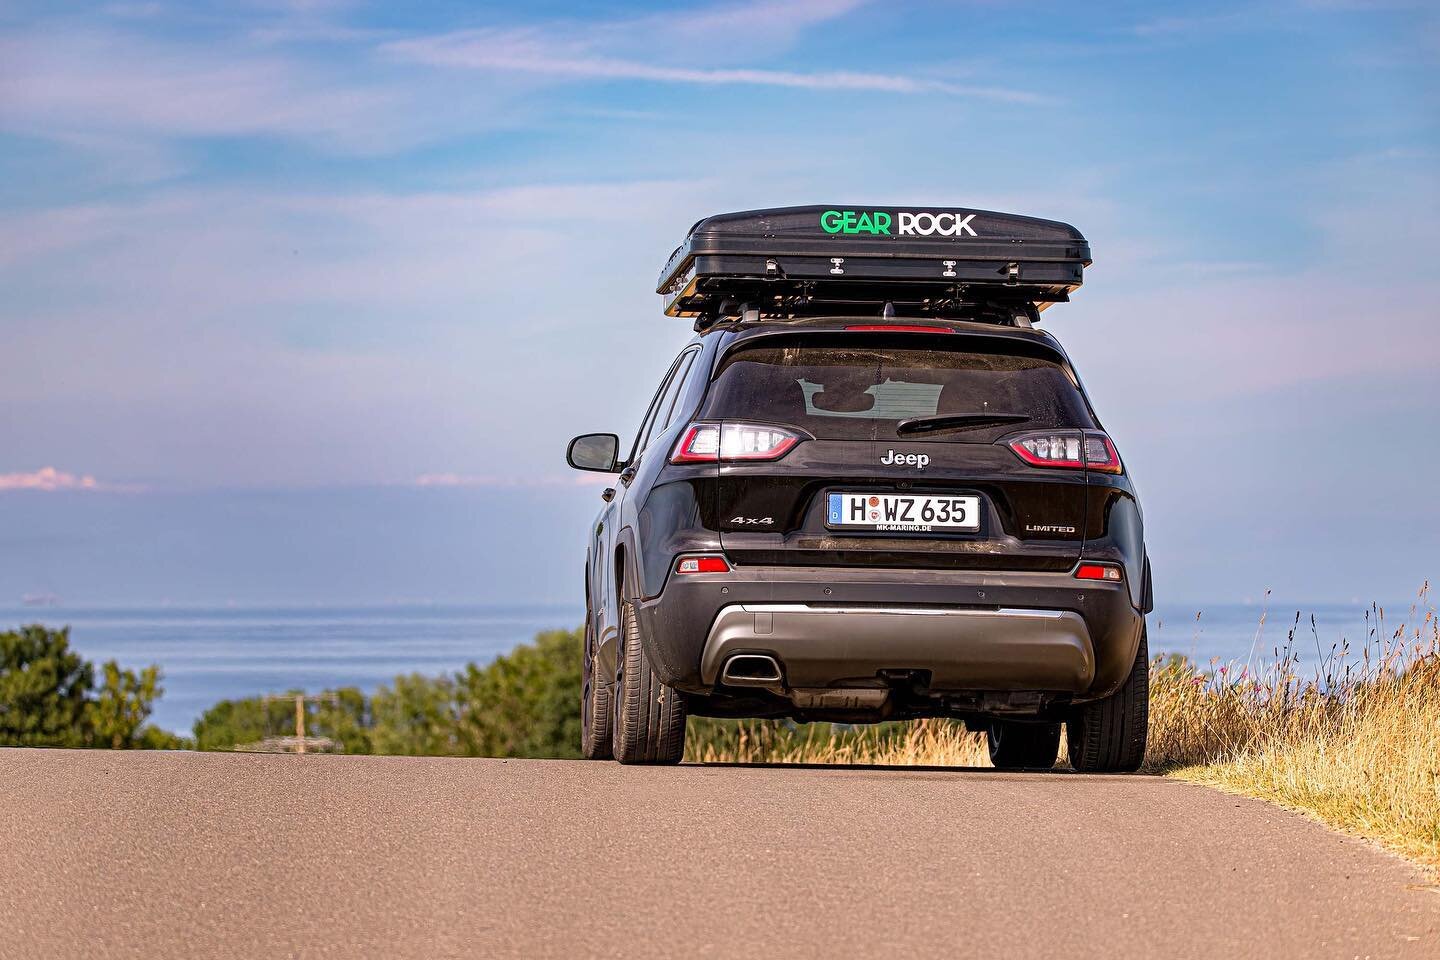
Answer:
0;177;709;300
0;0;1041;186
513;0;872;58
0;467;100;492
0;22;524;179
1127;11;1255;37
385;30;1041;101
657;0;869;43
0;28;403;152
382;0;1046;104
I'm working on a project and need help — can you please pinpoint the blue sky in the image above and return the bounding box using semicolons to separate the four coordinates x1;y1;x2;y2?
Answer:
1;0;1437;607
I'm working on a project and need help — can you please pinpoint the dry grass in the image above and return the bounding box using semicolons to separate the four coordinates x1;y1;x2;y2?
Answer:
1152;588;1440;870
687;714;991;767
688;584;1440;870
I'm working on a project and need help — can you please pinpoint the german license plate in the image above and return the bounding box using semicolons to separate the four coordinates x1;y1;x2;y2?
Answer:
826;492;980;532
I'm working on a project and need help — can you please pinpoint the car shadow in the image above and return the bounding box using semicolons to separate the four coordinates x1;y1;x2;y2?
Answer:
687;760;1161;777
692;760;1056;774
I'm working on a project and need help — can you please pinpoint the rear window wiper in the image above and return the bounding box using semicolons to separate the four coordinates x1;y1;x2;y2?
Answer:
896;413;1031;435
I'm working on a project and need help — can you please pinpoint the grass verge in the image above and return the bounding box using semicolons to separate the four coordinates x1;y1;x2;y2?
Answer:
687;586;1440;872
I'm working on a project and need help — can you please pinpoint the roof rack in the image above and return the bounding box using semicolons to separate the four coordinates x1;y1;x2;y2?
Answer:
657;206;1090;329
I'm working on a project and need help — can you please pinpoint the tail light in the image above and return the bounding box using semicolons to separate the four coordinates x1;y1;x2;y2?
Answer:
1075;563;1123;581
1006;430;1122;474
671;422;802;463
676;555;730;574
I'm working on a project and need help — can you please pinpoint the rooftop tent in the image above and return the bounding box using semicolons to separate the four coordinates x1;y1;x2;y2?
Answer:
657;205;1091;322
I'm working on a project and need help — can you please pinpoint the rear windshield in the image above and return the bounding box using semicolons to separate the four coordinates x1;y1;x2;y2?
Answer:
703;337;1095;441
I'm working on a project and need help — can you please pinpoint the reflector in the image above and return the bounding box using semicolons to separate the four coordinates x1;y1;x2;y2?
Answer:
676;556;730;574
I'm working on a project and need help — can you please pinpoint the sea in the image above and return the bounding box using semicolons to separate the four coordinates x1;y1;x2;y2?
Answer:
2;599;1428;734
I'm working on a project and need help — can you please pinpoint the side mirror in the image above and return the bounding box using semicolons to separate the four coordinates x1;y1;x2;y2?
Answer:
567;433;621;473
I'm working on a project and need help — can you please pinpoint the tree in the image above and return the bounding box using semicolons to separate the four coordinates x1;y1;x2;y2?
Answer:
88;661;164;749
0;625;179;749
0;625;92;746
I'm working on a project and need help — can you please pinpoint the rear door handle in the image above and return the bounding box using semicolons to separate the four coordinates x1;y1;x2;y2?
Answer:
619;466;637;486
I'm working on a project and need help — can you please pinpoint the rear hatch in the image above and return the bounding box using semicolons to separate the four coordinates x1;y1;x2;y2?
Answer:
696;328;1095;571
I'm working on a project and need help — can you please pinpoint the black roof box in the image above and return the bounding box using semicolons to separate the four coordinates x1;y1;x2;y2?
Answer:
657;205;1090;320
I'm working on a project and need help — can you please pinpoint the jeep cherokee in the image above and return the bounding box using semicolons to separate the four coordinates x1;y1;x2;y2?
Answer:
566;206;1151;772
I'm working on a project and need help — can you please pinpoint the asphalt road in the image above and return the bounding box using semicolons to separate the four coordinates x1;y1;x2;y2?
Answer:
0;750;1436;959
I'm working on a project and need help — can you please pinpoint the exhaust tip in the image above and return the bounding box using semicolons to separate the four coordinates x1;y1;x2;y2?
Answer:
720;653;783;687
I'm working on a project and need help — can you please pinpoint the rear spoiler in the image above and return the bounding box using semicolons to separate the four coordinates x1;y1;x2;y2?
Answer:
657;205;1091;323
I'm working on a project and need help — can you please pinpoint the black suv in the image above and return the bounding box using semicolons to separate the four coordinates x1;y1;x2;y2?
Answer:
567;207;1151;772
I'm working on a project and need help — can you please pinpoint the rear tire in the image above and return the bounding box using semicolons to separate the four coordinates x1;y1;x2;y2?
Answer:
612;601;687;764
580;613;612;760
1067;625;1149;773
987;719;1061;770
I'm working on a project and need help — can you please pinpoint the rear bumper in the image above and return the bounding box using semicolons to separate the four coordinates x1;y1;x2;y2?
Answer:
635;563;1143;704
700;604;1093;692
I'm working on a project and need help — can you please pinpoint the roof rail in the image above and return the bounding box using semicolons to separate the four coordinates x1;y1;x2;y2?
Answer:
692;300;1042;334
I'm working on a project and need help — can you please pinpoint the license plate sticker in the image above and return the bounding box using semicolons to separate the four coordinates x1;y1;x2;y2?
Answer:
826;493;981;532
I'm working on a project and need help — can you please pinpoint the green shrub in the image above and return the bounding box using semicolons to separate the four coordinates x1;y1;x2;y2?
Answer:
193;686;372;752
371;674;458;756
453;628;583;759
192;627;587;758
